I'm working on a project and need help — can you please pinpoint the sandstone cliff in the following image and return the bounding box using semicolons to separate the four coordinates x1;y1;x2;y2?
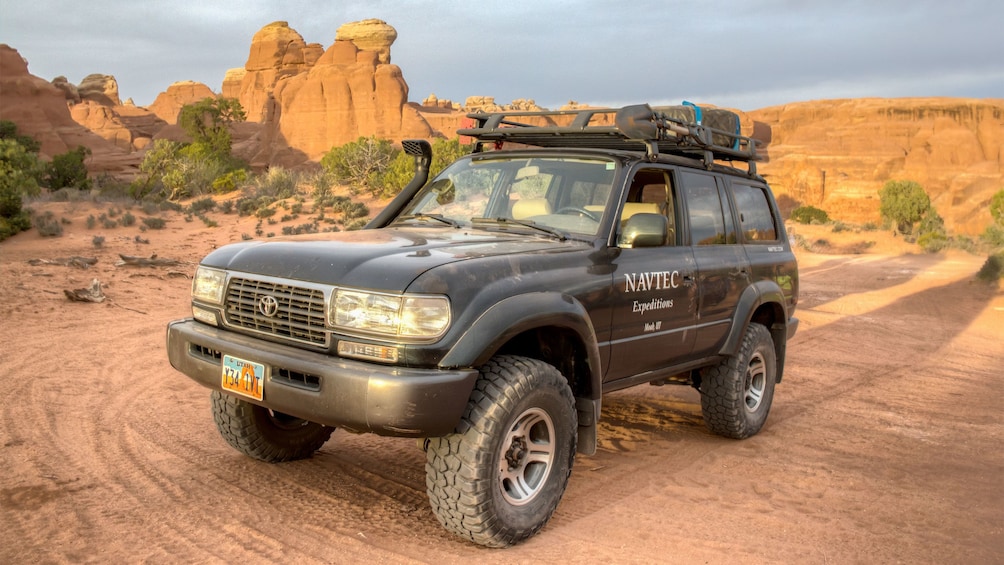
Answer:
233;19;432;165
749;98;1004;235
0;44;139;175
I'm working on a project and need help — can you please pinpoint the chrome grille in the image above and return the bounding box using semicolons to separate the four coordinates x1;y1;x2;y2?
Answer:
225;277;328;346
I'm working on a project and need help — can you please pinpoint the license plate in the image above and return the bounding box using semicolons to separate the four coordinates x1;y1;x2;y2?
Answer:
222;355;265;401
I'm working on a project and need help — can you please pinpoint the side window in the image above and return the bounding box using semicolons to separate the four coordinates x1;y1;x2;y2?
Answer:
732;182;778;241
680;171;727;245
620;168;678;245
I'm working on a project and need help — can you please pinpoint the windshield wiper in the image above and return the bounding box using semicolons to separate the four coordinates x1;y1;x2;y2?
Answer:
395;213;461;228
471;217;567;241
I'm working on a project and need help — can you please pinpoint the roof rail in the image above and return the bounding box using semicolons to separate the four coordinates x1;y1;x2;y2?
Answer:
458;104;760;176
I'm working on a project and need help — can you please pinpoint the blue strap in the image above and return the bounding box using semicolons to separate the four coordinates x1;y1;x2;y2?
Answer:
682;100;702;125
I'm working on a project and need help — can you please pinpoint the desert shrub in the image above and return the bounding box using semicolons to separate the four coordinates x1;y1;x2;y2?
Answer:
235;197;260;216
0;120;41;153
381;151;415;196
344;218;368;231
177;97;246;156
321;136;397;196
990;190;1004;225
212;169;248;194
253;167;299;200
790;205;829;225
255;206;277;219
140;200;159;215
218;200;234;214
917;231;950;253
33;211;64;236
86;214;97;229
120;211;136;226
141;216;166;230
982;224;1004;248
188;196;216;215
281;222;319;236
93;172;131;199
160;200;184;212
976;251;1004;283
92;235;105;248
44;145;91;190
0;133;43;241
879;180;930;235
341;201;369;220
199;214;218;228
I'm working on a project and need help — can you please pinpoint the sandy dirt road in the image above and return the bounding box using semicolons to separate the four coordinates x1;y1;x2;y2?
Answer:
1;205;1001;564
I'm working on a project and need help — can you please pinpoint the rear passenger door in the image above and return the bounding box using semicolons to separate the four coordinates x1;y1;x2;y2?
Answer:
730;179;798;306
679;170;751;358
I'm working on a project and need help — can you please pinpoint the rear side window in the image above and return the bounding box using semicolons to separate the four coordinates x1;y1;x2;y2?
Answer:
732;183;778;242
680;171;727;245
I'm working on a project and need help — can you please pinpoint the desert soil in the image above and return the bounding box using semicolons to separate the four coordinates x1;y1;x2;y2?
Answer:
1;201;1001;564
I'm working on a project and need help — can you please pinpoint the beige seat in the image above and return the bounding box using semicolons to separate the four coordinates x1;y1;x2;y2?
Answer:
512;198;552;220
620;202;660;223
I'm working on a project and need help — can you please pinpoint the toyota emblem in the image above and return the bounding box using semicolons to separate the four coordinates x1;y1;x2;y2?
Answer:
257;295;280;317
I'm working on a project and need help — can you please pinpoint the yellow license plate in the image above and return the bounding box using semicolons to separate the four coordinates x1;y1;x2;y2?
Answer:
222;355;265;401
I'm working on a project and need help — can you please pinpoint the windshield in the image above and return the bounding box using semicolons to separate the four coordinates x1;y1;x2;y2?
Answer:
395;155;617;236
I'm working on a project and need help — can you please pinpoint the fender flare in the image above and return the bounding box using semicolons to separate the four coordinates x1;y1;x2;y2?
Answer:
719;280;788;357
438;292;604;402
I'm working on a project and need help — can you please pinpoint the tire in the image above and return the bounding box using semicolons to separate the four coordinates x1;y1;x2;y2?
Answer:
425;355;577;548
700;323;777;439
211;391;333;462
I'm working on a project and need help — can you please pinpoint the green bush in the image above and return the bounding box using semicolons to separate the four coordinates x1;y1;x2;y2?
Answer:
790;205;829;224
990;190;1004;225
188;196;216;215
253;167;299;200
982;224;1004;248
879;180;930;234
976;252;1004;283
0;131;43;241
917;231;950;253
44;146;91;190
33;211;64;236
141;216;166;230
321;136;397;196
212;169;248;194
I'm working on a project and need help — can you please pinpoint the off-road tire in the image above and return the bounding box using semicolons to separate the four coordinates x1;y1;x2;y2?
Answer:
425;355;577;548
211;391;333;462
700;323;777;439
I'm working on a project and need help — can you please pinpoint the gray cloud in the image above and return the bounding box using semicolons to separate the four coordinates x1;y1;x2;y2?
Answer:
2;0;1001;111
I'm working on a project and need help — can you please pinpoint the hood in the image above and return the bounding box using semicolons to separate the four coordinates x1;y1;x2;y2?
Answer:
200;226;581;291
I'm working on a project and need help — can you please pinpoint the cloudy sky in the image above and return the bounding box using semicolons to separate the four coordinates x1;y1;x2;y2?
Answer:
2;0;1002;111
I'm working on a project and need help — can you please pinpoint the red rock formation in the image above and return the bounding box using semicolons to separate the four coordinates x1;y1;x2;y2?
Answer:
78;73;121;106
749;98;1004;235
236;21;318;122
334;19;396;64
69;101;134;150
148;80;217;124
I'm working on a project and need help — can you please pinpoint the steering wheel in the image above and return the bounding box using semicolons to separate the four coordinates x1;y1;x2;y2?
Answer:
555;206;600;221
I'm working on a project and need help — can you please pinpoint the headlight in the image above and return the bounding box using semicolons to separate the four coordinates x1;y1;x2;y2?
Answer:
192;266;227;304
331;289;450;340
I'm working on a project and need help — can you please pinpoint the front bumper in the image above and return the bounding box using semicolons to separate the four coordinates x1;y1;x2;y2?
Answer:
166;319;478;437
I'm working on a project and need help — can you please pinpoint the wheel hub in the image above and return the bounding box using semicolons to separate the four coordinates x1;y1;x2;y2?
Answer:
505;436;528;469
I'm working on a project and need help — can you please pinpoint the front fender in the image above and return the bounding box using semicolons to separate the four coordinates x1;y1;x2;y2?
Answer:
438;292;603;401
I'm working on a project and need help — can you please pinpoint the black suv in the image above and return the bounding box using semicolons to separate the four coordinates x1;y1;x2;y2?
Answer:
167;104;799;547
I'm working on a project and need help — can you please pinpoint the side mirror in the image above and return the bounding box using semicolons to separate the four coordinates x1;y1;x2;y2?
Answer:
619;213;669;248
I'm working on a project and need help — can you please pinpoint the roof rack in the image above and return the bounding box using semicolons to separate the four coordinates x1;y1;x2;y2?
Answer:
458;104;760;176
